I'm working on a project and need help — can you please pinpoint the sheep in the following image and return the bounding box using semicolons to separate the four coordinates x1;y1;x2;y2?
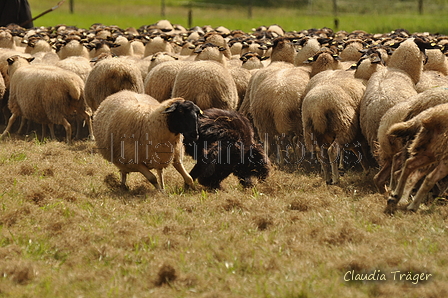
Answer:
93;91;202;190
183;108;270;189
301;68;368;184
0;29;16;50
171;60;239;110
143;34;175;57
385;103;448;212
84;55;144;112
0;55;93;144
359;38;432;160
144;60;189;103
415;48;448;93
239;52;268;72
249;65;309;165
55;34;90;60
374;86;448;193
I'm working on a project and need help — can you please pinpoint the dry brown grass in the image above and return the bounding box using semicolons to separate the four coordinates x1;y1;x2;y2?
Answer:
0;133;447;297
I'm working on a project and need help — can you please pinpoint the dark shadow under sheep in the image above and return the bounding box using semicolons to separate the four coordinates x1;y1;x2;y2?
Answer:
183;108;270;189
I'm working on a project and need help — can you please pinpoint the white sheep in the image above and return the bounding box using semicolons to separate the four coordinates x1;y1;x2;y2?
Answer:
84;55;144;112
171;60;239;110
144;60;189;103
386;103;448;212
93;91;202;190
0;55;93;144
359;38;430;160
301;69;367;184
374;86;448;193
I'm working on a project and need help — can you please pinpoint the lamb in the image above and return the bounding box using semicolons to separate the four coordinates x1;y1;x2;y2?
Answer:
359;38;432;160
171;60;239;110
93;91;202;190
0;55;93;144
301;68;368;184
385;103;448;212
84;55;144;112
183;108;270;189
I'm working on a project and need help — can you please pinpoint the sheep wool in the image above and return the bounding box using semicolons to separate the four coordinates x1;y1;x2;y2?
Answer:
84;56;144;112
171;60;238;110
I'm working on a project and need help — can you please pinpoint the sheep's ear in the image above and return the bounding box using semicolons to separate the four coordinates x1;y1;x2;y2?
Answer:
260;55;269;61
349;63;358;70
26;57;35;63
303;57;314;64
6;57;15;65
218;46;226;52
162;102;179;114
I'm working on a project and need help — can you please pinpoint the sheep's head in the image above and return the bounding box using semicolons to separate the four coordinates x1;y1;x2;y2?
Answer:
163;99;202;141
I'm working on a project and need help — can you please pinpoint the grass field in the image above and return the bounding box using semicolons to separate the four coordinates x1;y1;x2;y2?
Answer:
0;131;447;297
27;0;448;34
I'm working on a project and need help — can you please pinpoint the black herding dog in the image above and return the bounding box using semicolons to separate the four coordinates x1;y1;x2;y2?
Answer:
183;108;270;189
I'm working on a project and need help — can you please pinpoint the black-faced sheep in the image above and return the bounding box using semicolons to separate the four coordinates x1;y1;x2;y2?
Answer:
0;55;93;144
93;91;202;190
183;108;270;189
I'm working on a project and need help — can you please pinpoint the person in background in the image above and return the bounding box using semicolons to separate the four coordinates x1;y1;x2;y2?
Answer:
0;0;34;29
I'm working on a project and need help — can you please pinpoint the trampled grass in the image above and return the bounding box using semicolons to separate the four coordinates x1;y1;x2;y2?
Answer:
0;132;447;297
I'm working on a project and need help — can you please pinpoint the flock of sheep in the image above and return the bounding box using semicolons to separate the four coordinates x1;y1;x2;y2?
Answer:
1;20;448;213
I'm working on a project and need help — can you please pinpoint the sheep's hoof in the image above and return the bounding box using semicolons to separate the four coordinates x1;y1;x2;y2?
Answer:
384;198;398;215
406;203;418;212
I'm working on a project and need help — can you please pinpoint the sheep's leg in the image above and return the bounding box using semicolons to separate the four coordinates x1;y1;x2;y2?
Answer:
1;113;19;138
373;162;391;194
17;117;26;135
48;123;56;140
328;142;340;185
173;161;195;190
136;164;160;190
61;118;72;145
41;124;47;141
401;167;429;204
408;161;448;211
120;170;129;190
157;169;164;190
317;145;332;185
388;155;434;206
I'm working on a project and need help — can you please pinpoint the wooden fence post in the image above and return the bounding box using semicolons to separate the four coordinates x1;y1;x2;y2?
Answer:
70;0;74;13
161;0;166;17
188;3;193;28
418;0;423;14
248;0;252;19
